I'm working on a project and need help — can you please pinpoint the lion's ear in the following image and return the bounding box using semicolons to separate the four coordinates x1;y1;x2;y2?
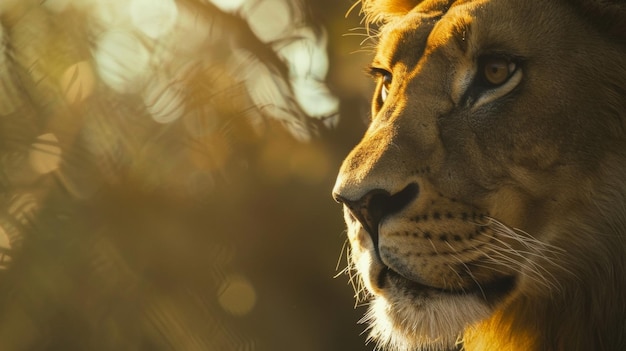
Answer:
361;0;423;24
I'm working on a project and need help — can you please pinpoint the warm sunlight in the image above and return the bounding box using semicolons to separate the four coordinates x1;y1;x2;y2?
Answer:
0;0;370;350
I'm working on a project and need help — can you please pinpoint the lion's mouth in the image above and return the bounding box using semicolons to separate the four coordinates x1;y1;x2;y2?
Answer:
379;265;516;303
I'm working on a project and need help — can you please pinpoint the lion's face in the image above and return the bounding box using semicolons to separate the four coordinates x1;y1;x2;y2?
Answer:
333;0;626;350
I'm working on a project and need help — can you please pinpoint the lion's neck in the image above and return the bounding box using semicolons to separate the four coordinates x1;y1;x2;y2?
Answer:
463;284;626;350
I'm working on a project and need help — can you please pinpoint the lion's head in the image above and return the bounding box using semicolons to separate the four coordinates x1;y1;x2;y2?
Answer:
333;0;626;350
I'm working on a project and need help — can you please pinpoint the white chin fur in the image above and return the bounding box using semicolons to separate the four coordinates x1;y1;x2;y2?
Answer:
364;293;492;351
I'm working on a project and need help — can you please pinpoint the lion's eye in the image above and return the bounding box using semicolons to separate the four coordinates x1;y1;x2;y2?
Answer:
480;56;517;86
369;67;393;107
380;72;392;103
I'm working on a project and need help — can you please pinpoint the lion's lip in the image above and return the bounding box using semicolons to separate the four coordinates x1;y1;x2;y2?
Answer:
379;266;516;301
378;266;431;292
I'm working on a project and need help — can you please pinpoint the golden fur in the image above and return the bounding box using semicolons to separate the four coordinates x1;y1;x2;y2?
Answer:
333;0;626;350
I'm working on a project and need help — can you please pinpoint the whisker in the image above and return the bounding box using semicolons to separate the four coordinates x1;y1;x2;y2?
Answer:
486;220;580;280
479;243;562;291
344;0;362;19
474;250;556;291
334;237;350;275
444;242;483;298
487;217;566;254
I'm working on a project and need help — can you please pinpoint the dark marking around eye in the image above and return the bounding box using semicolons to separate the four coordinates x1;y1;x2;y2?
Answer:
459;53;525;107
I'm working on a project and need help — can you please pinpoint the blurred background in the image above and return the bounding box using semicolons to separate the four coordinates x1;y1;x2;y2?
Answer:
0;0;377;350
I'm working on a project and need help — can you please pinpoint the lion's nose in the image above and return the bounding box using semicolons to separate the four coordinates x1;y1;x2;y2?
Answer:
333;183;418;238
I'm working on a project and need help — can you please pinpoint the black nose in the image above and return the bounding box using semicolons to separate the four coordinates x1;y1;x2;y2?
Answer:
333;183;419;242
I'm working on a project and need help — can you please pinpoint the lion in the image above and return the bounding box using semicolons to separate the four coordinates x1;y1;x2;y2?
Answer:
332;0;626;350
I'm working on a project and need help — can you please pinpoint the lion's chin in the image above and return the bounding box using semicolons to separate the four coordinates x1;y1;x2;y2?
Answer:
363;268;516;351
365;294;487;351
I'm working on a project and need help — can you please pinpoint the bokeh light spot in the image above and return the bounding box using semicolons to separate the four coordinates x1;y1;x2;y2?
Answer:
291;77;339;118
142;77;185;124
0;226;10;269
8;193;38;226
130;0;178;39
94;30;150;93
0;226;10;251
88;0;132;28
278;28;329;80
218;275;257;316
60;61;95;104
209;0;247;13
29;133;62;174
171;5;216;54
245;0;291;42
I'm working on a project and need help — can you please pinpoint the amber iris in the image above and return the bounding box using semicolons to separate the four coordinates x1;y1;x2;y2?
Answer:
482;57;513;85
